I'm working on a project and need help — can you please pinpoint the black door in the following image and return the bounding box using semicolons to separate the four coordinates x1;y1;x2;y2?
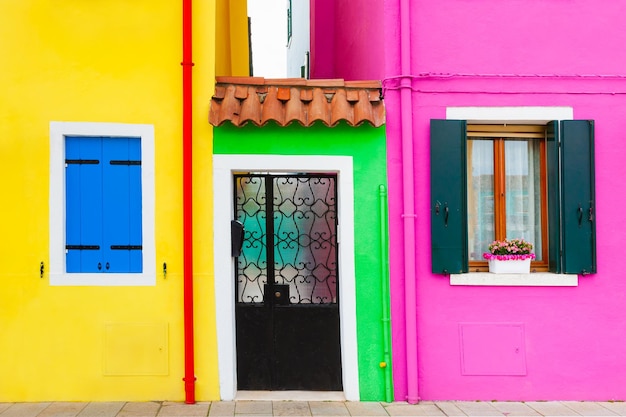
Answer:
234;174;342;391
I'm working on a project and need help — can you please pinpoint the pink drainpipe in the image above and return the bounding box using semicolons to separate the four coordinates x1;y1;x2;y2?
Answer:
399;0;419;404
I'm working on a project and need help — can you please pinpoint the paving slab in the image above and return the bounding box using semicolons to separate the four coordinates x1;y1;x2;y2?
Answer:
525;402;582;416
157;402;210;417
433;402;466;416
308;402;350;416
1;403;52;417
116;402;161;417
271;402;311;416
452;402;503;416
490;402;541;416
0;405;14;414
559;402;617;416
208;402;235;417
234;401;272;416
384;402;444;416
76;402;125;417
37;403;88;417
596;403;626;416
344;401;388;416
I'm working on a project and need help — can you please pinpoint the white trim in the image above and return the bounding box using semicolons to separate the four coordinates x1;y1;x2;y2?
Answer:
446;106;574;124
49;122;156;286
213;154;359;401
445;106;576;286
450;273;578;286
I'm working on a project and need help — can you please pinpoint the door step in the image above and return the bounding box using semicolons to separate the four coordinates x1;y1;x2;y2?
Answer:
235;390;346;401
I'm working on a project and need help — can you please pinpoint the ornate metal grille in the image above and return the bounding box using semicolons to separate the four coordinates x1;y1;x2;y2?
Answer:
234;174;338;304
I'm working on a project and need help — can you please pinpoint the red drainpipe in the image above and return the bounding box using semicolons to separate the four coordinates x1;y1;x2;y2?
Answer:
182;0;196;404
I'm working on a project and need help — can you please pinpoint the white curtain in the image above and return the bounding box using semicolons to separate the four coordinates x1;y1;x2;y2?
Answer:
467;139;542;261
467;140;494;260
505;140;542;260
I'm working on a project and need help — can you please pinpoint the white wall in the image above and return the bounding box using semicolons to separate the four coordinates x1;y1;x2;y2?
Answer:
287;0;310;78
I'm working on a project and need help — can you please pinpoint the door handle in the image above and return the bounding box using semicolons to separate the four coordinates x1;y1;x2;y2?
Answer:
435;201;449;227
231;220;245;257
578;204;583;227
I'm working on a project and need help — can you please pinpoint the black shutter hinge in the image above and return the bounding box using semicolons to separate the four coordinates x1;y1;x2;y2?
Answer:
66;245;100;250
110;160;141;165
110;245;143;250
65;159;99;165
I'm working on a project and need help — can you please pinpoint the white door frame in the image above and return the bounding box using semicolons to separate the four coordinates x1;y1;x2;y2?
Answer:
213;154;359;401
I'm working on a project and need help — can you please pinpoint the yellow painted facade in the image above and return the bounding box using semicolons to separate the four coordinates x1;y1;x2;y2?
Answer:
0;0;248;401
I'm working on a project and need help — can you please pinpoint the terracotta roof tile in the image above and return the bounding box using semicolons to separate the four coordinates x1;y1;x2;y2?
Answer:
209;77;385;127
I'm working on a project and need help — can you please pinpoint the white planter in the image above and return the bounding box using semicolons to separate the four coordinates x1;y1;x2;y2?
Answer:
488;258;531;274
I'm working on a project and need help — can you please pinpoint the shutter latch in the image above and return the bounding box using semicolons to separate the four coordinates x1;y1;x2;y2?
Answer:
434;201;449;227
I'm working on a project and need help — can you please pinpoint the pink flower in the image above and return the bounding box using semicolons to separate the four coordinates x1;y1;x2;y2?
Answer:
482;253;536;261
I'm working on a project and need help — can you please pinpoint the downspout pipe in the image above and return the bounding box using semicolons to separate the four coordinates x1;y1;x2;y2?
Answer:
399;0;419;404
379;185;393;403
182;0;196;404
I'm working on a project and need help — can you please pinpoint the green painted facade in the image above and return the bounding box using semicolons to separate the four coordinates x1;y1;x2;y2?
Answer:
213;121;390;400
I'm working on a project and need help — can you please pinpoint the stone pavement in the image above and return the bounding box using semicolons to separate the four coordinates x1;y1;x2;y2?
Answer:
3;401;626;417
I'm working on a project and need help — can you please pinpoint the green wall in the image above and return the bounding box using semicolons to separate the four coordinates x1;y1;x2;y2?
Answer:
214;121;390;401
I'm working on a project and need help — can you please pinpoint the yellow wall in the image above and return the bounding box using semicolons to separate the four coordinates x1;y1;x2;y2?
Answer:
216;0;250;76
0;0;248;401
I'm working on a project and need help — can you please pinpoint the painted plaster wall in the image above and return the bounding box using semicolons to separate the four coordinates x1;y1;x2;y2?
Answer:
310;0;384;81
310;0;336;78
382;0;626;401
213;122;390;401
0;0;246;401
215;0;249;77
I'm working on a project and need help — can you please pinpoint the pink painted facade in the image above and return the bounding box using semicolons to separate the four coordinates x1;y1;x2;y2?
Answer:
312;0;626;402
310;0;384;80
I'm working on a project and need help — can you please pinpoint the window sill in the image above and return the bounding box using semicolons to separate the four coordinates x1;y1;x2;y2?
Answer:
450;272;578;286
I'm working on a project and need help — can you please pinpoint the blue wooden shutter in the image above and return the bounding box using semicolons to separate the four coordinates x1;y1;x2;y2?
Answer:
65;137;104;272
560;120;596;274
430;119;468;274
103;137;143;273
66;136;142;273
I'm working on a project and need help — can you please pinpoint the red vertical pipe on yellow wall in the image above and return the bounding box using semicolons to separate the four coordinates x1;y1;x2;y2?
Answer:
182;0;196;405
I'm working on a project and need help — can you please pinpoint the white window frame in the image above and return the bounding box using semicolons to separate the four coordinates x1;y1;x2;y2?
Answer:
49;122;156;286
445;107;578;287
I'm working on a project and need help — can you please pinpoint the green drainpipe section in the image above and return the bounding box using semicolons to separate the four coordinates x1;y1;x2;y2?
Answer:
379;185;393;402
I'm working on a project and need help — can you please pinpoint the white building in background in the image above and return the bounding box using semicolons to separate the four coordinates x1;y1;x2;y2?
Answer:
286;0;310;78
248;0;309;79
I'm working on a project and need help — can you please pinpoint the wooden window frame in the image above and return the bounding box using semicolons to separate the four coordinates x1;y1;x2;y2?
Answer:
467;125;549;272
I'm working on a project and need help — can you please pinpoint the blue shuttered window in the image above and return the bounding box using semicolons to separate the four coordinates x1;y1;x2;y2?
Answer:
430;120;596;275
65;137;142;273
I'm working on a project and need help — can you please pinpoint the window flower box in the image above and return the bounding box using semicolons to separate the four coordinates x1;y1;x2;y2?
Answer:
487;257;532;274
483;239;536;274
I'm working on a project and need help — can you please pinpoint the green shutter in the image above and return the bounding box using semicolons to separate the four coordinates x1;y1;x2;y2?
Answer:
430;119;468;274
546;121;562;273
560;120;596;274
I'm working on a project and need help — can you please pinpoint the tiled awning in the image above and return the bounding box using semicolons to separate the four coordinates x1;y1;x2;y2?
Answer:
209;77;384;127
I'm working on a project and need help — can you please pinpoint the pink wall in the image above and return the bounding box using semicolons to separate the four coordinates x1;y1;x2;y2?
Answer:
311;0;385;80
383;0;626;401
